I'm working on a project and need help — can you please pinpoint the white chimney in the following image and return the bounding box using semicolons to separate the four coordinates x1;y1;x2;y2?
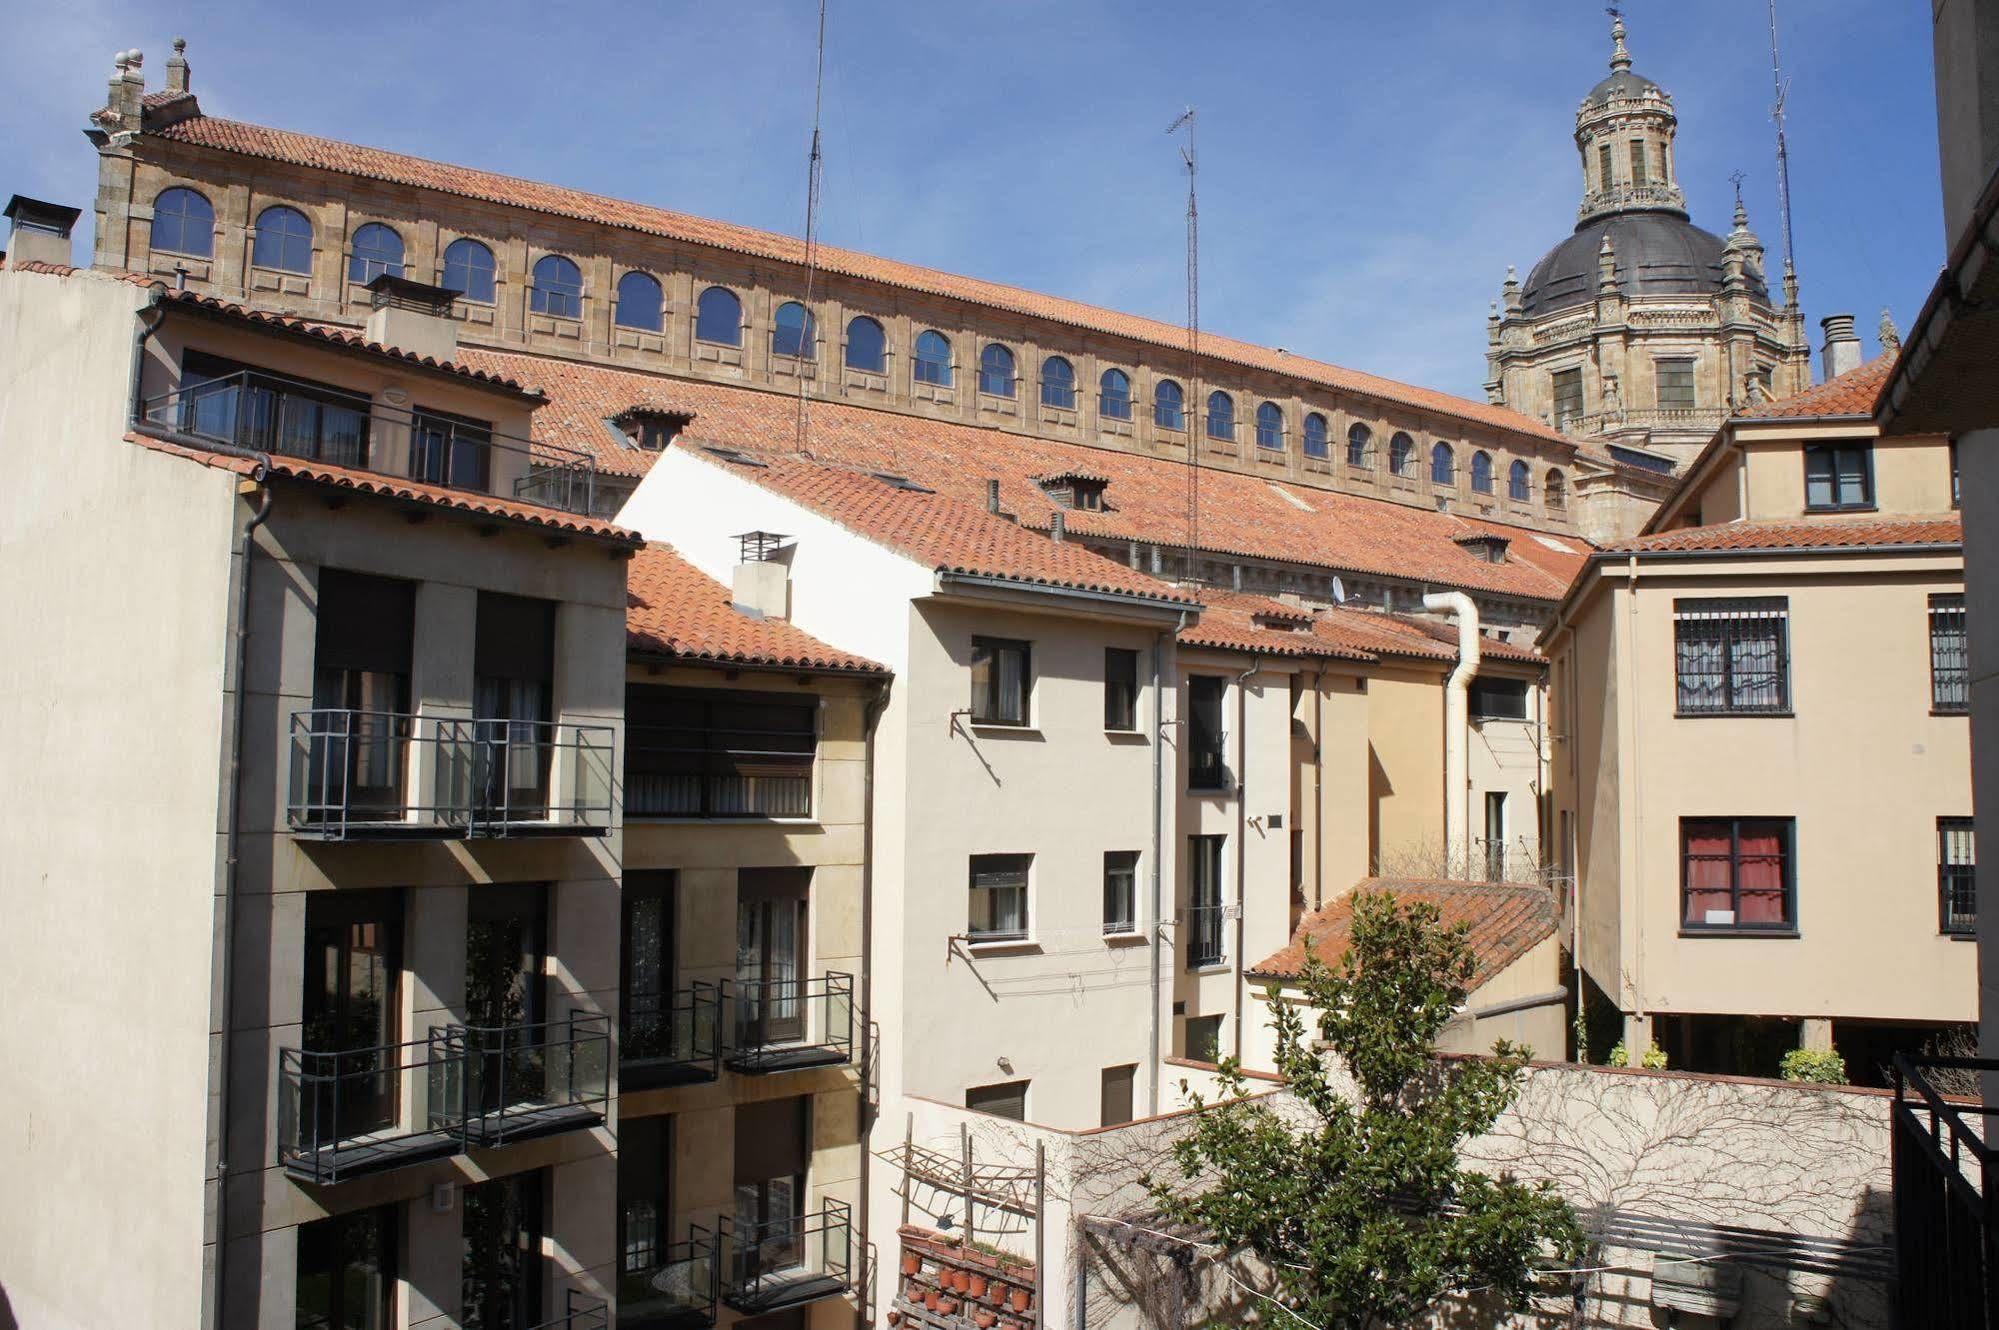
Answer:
1819;313;1862;382
4;196;81;268
363;274;461;362
731;532;791;620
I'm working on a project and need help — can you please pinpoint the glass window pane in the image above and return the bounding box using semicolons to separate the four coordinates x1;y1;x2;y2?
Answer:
695;286;742;345
441;239;496;304
616;273;664;332
844;316;886;372
772;301;815;358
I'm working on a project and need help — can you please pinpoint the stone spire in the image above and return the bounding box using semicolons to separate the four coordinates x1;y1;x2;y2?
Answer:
166;37;190;94
1879;308;1902;356
1609;8;1633;73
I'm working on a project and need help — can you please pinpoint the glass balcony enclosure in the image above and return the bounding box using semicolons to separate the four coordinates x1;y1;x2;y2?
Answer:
721;972;855;1075
619;983;722;1089
715;1201;853;1316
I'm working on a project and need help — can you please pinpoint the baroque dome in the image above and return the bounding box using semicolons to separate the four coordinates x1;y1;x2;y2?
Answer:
1517;212;1766;319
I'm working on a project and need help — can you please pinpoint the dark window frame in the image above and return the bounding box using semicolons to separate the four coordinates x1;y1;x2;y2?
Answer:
978;343;1017;398
1551;368;1585;429
1679;816;1797;934
150;186;215;259
1104;647;1140;732
1931;593;1969;714
844;315;887;372
624;685;818;820
441;237;497;304
966;1079;1029;1120
252;205;314;275
1508;459;1532;502
1655;356;1697;412
1099;368;1133;420
913;330;953;387
1103;850;1140;936
1255;402;1285;451
1302;412;1330;458
1154;379;1185;430
1184;1013;1223;1063
1470;450;1495;494
1346;423;1373;468
771;300;815;359
694;285;743;347
1803;442;1876;512
970;636;1032;727
347;222;405;285
1041;355;1077;410
1430;441;1456;487
296;1204;398;1330
1469;675;1529;720
1206;391;1236;442
1187;834;1226;968
1674;597;1790;715
1940;816;1976;936
1186;675;1227;791
530;254;585;320
614;271;665;333
968;853;1031;943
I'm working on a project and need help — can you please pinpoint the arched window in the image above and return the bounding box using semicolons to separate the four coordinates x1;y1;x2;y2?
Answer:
1509;460;1532;502
1155;379;1185;429
1347;423;1373;468
772;300;816;358
1302;413;1329;458
1471;450;1495;494
1041;356;1076;410
913;330;953;386
1431;443;1455;486
1207;392;1235;442
845;315;886;372
614;272;664;332
979;343;1017;398
1546;468;1568;509
694;285;741;345
1255;402;1285;450
347;223;404;284
1389;431;1414;475
1099;368;1133;420
150;187;214;258
531;255;584;319
252;205;313;274
440;238;496;304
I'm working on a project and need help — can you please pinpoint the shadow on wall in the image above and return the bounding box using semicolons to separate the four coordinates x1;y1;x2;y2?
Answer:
0;1277;17;1330
1366;744;1390;869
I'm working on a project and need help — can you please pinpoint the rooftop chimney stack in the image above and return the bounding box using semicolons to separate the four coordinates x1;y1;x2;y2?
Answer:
1049;510;1065;542
4;196;82;268
1819;314;1862;381
363;275;461;362
731;531;791;620
986;479;1001;514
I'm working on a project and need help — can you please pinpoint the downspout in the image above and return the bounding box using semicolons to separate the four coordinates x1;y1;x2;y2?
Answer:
1148;618;1185;1116
1311;670;1324;911
1622;555;1647;1053
857;676;892;1329
128;287;164;428
213;473;273;1330
1230;656;1259;1061
1421;592;1480;874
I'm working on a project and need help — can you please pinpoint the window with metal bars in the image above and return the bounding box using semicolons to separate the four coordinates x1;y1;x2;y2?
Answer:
1930;594;1968;713
1674;598;1790;714
1187;835;1226;968
1939;817;1976;936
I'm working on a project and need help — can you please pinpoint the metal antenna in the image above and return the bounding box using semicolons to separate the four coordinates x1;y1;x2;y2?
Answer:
793;0;830;457
1167;106;1199;573
1767;0;1797;291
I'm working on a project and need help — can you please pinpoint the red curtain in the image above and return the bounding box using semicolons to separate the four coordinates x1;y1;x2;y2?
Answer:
1735;822;1788;924
1683;824;1735;925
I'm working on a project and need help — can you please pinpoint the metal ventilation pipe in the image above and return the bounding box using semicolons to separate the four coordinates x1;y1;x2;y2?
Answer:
1422;591;1480;873
1050;510;1065;542
987;478;1002;514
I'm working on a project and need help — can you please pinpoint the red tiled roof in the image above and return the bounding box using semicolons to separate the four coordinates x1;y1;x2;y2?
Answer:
626;543;886;674
1177;588;1377;662
690;449;1199;607
456;349;1593;601
1607;516;1962;554
1735;354;1894;420
1308;606;1543;665
126;431;642;545
1249;878;1557;986
154;113;1577;449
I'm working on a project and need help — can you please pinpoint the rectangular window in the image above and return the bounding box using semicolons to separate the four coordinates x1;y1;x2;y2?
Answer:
475;593;556;823
1630;140;1649;186
1104;647;1140;731
1655;358;1696;411
967;1080;1028;1121
1103;851;1139;935
970;637;1031;726
1187;675;1228;790
1804;443;1874;511
1184;1014;1223;1063
409;406;494;495
462;1171;544;1330
625;685;816;818
1598;143;1615;192
297;1206;397;1330
1469;675;1529;720
1674;598;1790;714
1940;817;1976;936
1187;835;1226;968
1100;1064;1137;1127
1552;367;1585;428
1930;594;1969;713
616;1114;668;1285
1681;817;1795;931
969;853;1031;942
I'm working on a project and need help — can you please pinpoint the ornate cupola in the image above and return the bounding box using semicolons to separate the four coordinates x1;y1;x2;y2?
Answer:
1575;12;1686;223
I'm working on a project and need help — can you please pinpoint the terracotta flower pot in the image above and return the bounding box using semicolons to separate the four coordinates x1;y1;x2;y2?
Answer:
986;1281;1008;1306
1009;1287;1031;1312
939;1297;960;1315
967;1273;989;1299
887;1313;903;1327
975;1312;997;1329
925;1291;943;1312
902;1253;920;1276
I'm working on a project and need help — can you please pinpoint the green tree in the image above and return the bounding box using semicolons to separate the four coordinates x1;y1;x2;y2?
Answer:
1147;891;1584;1329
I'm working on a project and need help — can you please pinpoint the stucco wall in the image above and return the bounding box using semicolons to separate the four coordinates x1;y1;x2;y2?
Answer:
1365;663;1447;872
1738;427;1956;520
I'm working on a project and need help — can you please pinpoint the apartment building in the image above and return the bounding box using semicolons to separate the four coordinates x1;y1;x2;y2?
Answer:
1542;341;1974;1079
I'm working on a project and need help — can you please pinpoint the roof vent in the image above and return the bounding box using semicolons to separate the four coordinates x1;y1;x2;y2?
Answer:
1036;470;1110;512
731;531;791;620
613;408;692;452
4;195;81;267
870;470;934;493
1453;532;1511;564
737;531;789;564
702;445;768;468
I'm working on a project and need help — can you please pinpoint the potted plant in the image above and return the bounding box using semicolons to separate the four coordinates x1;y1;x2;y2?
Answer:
901;1252;920;1276
975;1311;997;1328
1008;1286;1031;1312
967;1271;989;1299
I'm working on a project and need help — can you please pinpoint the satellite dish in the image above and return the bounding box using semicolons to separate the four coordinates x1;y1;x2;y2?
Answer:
1330;576;1347;604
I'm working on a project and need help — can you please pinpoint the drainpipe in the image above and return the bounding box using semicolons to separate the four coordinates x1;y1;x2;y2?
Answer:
1310;670;1324;911
1230;656;1259;1061
127;287;164;428
212;472;273;1330
1148;615;1187;1116
1421;592;1480;875
857;675;892;1329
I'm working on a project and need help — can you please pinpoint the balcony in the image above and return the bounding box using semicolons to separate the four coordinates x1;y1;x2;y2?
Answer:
716;1201;854;1316
276;1013;609;1185
617;1230;719;1330
530;1294;611;1330
1557;406;1727;439
137;369;602;517
620;984;723;1090
1891;1054;1999;1329
1186;904;1227;969
286;711;614;839
624;726;813;820
721;973;855;1075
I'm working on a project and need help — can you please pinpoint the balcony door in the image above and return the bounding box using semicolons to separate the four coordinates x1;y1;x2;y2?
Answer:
295;1204;397;1330
737;870;809;1046
309;571;416;823
462;1170;544;1330
621;873;676;1066
474;593;555;822
302;889;404;1142
734;1097;809;1283
466;884;547;1115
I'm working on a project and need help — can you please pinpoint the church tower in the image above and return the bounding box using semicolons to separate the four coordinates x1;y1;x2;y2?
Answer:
1485;12;1812;472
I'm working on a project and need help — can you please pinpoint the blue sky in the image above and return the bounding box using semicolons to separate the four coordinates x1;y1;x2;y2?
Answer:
1;0;1942;400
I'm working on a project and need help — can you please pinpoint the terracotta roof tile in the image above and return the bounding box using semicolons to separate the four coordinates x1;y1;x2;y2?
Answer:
455;349;1593;602
1607;516;1962;554
1177;588;1377;661
626;543;885;674
155;113;1575;448
1306;607;1543;665
1249;878;1558;986
1736;354;1894;420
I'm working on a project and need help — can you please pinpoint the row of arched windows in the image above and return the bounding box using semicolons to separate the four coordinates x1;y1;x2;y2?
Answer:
145;185;1573;508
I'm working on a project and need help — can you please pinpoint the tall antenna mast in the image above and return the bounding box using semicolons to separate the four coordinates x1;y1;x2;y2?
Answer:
1767;0;1797;289
793;0;829;457
1167;106;1200;572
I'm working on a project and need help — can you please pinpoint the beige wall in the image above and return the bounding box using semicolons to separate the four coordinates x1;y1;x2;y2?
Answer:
1734;426;1956;521
1364;663;1447;872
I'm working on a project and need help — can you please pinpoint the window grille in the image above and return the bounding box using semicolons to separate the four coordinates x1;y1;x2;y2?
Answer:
1939;817;1976;936
1930;594;1968;713
1674;598;1789;714
1187;835;1226;967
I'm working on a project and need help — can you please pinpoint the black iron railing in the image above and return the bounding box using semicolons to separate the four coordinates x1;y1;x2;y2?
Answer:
624;723;813;819
1892;1054;1999;1330
717;1201;853;1314
722;973;854;1073
466;718;616;836
286;709;471;837
137;369;600;517
621;984;722;1088
618;1229;719;1329
1186;904;1227;969
528;1292;610;1330
436;1013;611;1147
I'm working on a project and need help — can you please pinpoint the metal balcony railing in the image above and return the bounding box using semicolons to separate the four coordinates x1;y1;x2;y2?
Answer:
1891;1054;1999;1329
621;984;723;1089
618;1229;719;1330
466;718;616;837
286;709;470;839
717;1201;854;1315
277;1013;609;1185
528;1293;611;1330
137;369;600;516
721;973;855;1075
1186;904;1227;969
624;724;813;819
1188;729;1229;792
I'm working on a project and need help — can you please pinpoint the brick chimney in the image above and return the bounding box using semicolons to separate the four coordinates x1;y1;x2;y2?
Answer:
363;274;460;362
4;196;82;268
1819;313;1862;381
731;531;791;620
